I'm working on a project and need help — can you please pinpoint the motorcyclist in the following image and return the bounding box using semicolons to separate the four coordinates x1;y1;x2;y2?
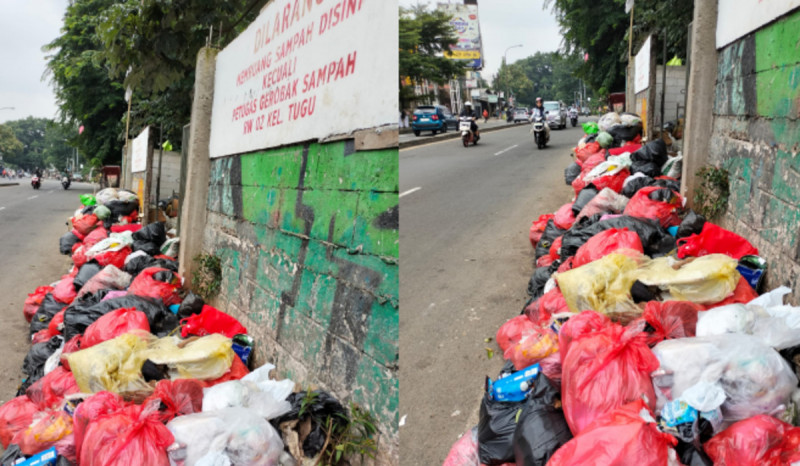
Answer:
530;97;551;140
460;102;479;137
34;167;42;178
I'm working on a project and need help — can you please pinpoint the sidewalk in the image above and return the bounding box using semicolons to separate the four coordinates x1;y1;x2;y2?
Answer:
399;118;525;148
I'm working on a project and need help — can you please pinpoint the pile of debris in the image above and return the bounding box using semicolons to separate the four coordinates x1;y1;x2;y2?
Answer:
1;188;351;466
444;114;800;465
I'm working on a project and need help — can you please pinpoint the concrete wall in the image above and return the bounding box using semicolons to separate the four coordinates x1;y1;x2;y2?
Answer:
654;65;688;127
708;8;800;298
203;139;399;458
150;150;181;200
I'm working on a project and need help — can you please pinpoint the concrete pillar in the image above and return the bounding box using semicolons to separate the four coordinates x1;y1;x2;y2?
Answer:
178;47;218;281
681;0;717;206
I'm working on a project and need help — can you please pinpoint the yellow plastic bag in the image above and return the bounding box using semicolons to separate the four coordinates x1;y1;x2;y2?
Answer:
67;333;151;393
630;254;739;303
141;333;234;380
555;253;643;321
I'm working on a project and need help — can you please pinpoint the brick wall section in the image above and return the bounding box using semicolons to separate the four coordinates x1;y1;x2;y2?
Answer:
202;139;399;459
708;8;800;300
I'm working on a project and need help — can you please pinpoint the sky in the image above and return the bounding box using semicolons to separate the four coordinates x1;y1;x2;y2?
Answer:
399;0;563;83
0;0;69;124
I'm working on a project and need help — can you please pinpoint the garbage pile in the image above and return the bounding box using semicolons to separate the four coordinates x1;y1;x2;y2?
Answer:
2;188;350;465
443;113;799;465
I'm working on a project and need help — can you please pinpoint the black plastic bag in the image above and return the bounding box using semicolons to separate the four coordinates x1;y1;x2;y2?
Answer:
560;215;674;259
653;177;681;193
607;124;642;146
178;292;205;319
63;294;177;340
21;335;63;390
104;199;138;217
477;391;523;465
564;162;581;185
124;253;179;277
30;293;64;337
0;445;24;466
630;160;663;177
73;261;103;291
132;222;166;246
649;187;678;203
622;175;654;198
677;210;706;239
631;139;668;165
513;376;572;466
132;240;161;257
273;391;349;458
535;220;565;260
59;231;79;255
527;260;561;299
572;186;599;216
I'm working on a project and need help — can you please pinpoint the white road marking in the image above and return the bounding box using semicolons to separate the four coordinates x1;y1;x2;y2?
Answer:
494;144;519;156
399;187;421;198
27;195;38;200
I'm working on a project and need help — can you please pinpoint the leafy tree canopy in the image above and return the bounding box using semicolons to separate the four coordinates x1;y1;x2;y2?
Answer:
0;125;24;164
0;118;75;171
494;52;593;108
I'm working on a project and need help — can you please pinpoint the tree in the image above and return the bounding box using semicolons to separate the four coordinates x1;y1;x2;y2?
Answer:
2;118;76;171
494;52;592;107
399;5;465;108
0;125;23;165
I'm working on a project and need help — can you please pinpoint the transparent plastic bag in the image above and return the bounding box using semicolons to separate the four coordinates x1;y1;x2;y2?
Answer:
67;333;152;393
575;188;630;222
166;408;284;466
75;265;132;299
631;254;740;304
202;364;293;420
142;333;234;381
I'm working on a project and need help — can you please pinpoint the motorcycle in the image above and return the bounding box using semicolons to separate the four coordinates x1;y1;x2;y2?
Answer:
569;110;578;127
459;117;479;147
31;176;41;190
61;176;71;190
531;116;548;149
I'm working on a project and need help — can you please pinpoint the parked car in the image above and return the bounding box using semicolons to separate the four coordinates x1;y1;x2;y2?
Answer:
411;105;457;136
544;101;567;129
72;173;84;181
512;108;529;123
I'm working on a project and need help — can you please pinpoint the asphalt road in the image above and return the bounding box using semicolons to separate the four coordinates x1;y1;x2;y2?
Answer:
398;121;586;464
0;179;95;405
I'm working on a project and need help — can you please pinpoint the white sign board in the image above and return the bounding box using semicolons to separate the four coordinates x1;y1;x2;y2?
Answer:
634;36;651;94
717;0;800;48
209;0;397;159
131;126;149;173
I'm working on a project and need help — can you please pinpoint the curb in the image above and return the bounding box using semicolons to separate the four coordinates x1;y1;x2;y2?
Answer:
0;183;20;187
399;122;527;149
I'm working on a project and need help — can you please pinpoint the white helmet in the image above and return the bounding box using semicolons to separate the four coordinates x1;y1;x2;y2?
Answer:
465;101;472;106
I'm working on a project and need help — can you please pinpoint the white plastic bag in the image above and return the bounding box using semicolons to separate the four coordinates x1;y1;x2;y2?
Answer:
202;363;293;420
166;408;284;466
598;112;622;132
95;188;119;205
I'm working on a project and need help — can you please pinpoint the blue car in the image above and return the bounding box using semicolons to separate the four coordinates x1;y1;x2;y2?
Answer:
411;105;457;136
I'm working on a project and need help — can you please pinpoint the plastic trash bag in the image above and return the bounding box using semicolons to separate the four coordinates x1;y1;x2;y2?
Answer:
547;399;678;466
63;293;176;341
527;261;560;299
72;262;102;292
704;414;800;465
505;325;559;370
596;131;613;148
132;222;167;247
12;409;75;460
477;393;522;465
555;253;643;321
571;186;599;216
75;265;132;299
677;222;759;260
59;232;79;256
81;400;173;466
676;210;706;239
0;444;25;466
202;363;293;420
22;336;64;389
166;407;283;466
443;427;480;466
624;186;683;228
529;214;555;247
272;390;348;458
574;142;603;165
564;162;581;185
553;203;576;230
651;334;798;425
52;275;77;305
524;288;570;326
573;228;643;267
31;294;67;337
0;396;39;448
24;286;54;324
25;367;79;410
497;315;536;353
127;267;183;306
631;254;740;304
72;214;99;237
81;307;150;348
561;215;673;259
597;112;622;132
582;121;599;135
73;391;127;464
177;292;205;319
562;321;659;434
144;379;204;423
180;305;248;339
512;376;572;466
631;139;668;167
641;301;702;346
82;226;109;250
622;173;654;198
535;220;565;260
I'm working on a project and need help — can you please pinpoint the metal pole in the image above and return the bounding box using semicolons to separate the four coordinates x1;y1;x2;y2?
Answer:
661;29;667;131
156;124;163;214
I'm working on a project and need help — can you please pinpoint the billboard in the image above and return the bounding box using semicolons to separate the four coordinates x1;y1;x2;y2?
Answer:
717;0;800;48
439;3;483;69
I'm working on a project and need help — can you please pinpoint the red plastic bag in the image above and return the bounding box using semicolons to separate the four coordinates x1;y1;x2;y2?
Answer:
143;379;204;423
0;396;39;448
536;255;554;268
505;324;559;370
72;245;88;268
181;305;248;338
641;301;702;347
540;352;563;386
110;224;143;234
525;287;570;326
74;391;128;464
623;186;683;228
94;246;132;269
26;366;80;410
590;168;630;193
82;307;150;348
558;311;612;365
557;257;574;273
80;401;173;466
13;409;75;459
60;334;83;371
530;214;555;247
24;286;54;323
549;236;563;261
443;427;479;466
48;309;66;336
562;320;659;434
32;328;53;344
574;142;602;164
83;226;109;250
72;214;99;236
704;414;800;466
553;203;576;230
496;315;536;353
547;399;677;466
677;222;759;260
52;274;77;304
202;355;250;387
608;141;643;156
573;228;644;268
127;267;183;305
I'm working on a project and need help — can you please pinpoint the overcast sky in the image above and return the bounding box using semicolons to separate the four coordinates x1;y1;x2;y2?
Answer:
0;0;68;124
399;0;563;83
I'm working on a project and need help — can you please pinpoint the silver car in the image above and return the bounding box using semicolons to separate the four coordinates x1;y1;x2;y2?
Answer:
543;101;567;129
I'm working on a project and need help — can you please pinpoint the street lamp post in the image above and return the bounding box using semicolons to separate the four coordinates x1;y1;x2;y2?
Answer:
502;44;522;108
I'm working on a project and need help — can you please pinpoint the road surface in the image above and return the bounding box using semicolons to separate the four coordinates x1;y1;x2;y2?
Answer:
398;121;585;464
0;179;96;405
